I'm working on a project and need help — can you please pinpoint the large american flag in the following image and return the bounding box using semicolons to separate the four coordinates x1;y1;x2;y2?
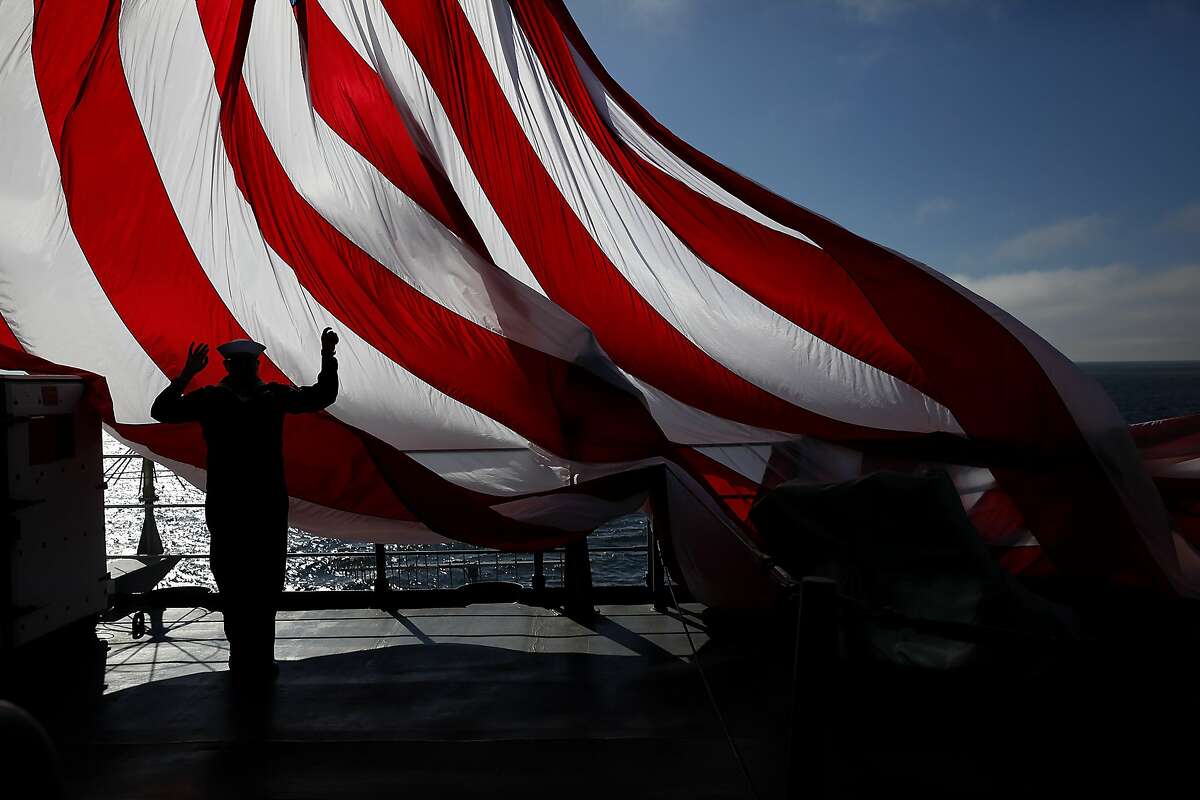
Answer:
2;0;1197;601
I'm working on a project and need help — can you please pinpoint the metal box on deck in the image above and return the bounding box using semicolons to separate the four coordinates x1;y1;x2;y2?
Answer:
1;375;107;650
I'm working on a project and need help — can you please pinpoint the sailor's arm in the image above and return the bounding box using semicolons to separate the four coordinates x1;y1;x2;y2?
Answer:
151;342;209;423
285;328;339;414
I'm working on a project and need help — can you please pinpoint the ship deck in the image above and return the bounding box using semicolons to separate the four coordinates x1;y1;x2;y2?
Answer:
29;594;1198;800
57;603;788;799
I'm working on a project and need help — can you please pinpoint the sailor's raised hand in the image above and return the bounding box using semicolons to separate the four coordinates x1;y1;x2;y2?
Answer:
180;342;208;380
321;327;339;357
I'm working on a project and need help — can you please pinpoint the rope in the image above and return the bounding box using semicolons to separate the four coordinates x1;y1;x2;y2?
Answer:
654;536;762;800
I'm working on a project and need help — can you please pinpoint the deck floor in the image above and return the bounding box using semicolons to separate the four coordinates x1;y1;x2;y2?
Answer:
28;596;1195;799
59;603;786;799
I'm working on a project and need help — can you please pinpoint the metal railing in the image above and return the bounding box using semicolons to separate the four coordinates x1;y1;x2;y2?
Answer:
103;450;654;597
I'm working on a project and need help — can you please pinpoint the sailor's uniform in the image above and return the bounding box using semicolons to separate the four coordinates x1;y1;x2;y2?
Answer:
151;340;338;677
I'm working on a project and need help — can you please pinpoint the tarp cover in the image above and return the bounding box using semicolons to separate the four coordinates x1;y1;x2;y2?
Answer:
1;0;1198;598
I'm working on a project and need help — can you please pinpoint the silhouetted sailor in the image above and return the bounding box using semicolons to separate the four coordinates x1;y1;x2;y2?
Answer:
151;329;339;681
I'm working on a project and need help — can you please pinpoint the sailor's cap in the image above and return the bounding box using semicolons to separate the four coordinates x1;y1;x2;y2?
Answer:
217;339;266;358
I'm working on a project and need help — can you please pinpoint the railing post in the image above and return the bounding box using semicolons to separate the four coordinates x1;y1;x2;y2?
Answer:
373;543;388;596
136;457;163;556
646;466;669;612
137;457;167;637
532;551;545;599
563;537;594;622
646;515;655;590
788;577;839;800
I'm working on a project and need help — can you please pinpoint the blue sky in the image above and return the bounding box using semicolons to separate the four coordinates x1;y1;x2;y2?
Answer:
562;0;1200;361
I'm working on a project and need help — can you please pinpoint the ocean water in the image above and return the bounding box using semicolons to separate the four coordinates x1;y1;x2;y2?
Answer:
102;434;650;591
1078;361;1200;424
106;361;1200;591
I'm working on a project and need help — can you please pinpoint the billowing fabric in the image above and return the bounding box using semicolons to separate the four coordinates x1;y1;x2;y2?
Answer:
1;0;1197;598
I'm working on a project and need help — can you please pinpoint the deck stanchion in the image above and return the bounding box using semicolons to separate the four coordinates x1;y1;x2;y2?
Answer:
532;551;545;599
373;543;388;597
137;458;167;637
137;458;163;557
563;537;594;621
645;519;655;593
647;466;669;612
787;577;839;800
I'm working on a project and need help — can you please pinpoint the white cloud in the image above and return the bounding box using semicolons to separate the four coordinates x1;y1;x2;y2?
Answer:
954;263;1200;361
1161;202;1200;235
993;215;1107;262
915;195;957;223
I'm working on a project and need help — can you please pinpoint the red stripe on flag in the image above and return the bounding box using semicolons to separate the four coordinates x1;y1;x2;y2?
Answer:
1130;414;1200;455
0;314;21;351
196;0;662;463
994;546;1052;576
671;446;764;531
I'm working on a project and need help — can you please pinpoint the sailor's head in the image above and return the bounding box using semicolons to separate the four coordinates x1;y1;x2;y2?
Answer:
217;339;265;382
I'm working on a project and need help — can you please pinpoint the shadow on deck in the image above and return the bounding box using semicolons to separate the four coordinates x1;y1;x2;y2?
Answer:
18;596;1199;800
48;604;786;800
